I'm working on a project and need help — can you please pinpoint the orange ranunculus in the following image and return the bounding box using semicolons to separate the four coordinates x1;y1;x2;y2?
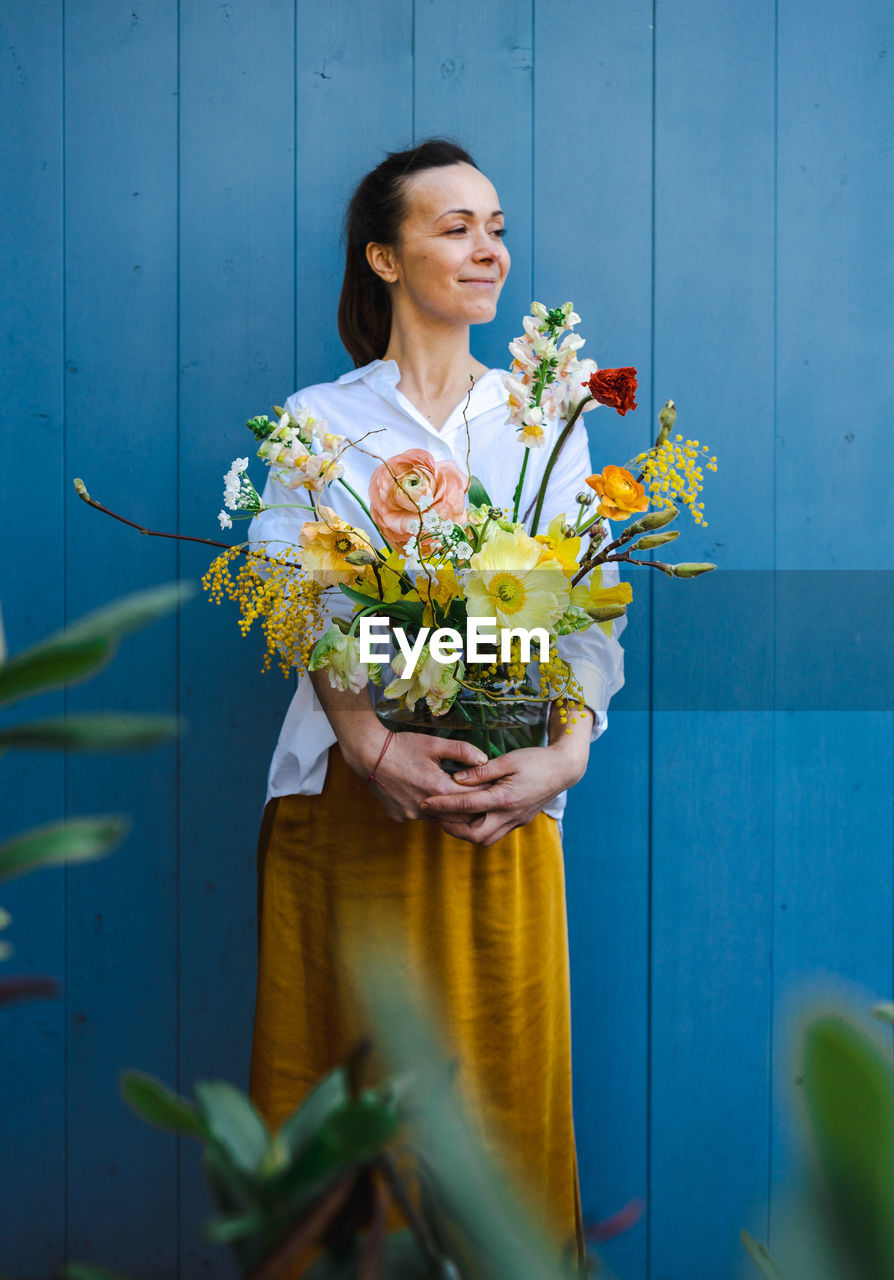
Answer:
585;465;649;520
369;449;467;548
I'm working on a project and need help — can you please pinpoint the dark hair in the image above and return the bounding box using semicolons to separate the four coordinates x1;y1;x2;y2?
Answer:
338;138;478;368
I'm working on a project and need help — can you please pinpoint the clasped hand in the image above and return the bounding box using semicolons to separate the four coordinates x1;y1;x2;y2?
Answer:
354;715;592;848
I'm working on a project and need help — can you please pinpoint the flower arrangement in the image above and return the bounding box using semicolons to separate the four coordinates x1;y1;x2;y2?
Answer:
71;301;716;759
199;302;718;760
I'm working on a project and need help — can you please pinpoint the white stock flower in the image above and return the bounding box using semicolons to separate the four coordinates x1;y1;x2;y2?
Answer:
218;510;233;529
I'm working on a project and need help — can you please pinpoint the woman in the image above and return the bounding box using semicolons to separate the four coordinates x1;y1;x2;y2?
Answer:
247;139;626;1269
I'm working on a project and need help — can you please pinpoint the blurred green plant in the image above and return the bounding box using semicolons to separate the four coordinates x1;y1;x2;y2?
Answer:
0;581;192;1005
54;944;603;1280
741;998;894;1280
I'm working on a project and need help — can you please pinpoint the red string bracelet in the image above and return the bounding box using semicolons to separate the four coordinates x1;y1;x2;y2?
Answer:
366;730;395;789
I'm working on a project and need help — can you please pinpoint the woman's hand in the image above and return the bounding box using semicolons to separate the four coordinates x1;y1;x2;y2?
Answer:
341;722;490;825
308;668;488;825
418;707;594;847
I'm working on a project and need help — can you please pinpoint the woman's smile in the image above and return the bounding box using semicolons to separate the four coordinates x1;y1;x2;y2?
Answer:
367;162;511;328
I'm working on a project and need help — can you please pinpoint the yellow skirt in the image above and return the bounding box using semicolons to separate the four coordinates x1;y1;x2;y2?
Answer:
249;747;585;1271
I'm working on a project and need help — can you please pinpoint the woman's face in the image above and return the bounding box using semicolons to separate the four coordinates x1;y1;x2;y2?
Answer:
368;162;510;327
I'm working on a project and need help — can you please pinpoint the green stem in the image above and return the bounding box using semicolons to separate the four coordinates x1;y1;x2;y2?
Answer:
337;477;393;553
527;394;593;536
511;448;531;522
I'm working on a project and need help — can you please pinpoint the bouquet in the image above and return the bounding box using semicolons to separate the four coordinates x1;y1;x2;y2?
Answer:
199;303;718;760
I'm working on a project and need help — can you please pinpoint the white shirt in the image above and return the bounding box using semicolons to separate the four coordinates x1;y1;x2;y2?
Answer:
247;358;627;820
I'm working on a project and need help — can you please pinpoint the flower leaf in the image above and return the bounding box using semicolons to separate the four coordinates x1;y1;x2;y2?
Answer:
801;1013;894;1276
0;816;128;884
52;580;195;645
59;1265;141;1280
195;1080;272;1174
277;1065;348;1159
0;636;114;708
120;1071;209;1139
0;713;180;753
739;1229;789;1279
466;476;491;508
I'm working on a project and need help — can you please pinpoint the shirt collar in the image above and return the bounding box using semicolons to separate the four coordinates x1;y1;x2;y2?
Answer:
337;358;508;418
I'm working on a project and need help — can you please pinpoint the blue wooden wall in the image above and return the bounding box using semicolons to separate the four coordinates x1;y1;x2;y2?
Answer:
2;3;892;1278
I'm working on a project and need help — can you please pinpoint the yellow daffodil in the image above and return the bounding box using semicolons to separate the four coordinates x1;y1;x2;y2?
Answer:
535;514;581;578
415;561;463;625
466;526;569;631
570;567;633;633
376;547;411;603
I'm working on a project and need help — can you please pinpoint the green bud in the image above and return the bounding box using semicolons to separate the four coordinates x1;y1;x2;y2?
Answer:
344;548;378;566
641;504;679;529
670;562;716;578
245;414;273;441
586;603;628;622
630;530;680;550
575;490;595;506
624;504;679;538
656;400;676;446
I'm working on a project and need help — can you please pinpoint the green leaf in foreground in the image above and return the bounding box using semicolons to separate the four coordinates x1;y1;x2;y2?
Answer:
120;1071;209;1139
195;1080;272;1174
49;580;195;646
801;1013;894;1278
277;1065;348;1158
0;580;194;708
740;1228;790;1279
0;713;181;753
0;816;128;883
343;938;582;1280
60;1265;141;1280
0;636;113;707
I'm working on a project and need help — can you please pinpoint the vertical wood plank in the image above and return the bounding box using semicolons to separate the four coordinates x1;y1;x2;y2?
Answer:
414;0;534;368
651;1;777;1275
63;1;179;1271
294;0;414;387
0;3;66;1273
534;5;653;1277
177;3;297;1275
772;0;894;1238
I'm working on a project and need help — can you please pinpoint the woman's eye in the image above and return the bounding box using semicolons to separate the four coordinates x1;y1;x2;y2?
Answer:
446;227;467;235
492;227;507;238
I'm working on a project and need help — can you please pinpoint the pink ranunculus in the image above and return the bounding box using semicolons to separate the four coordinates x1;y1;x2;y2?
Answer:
369;449;467;548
